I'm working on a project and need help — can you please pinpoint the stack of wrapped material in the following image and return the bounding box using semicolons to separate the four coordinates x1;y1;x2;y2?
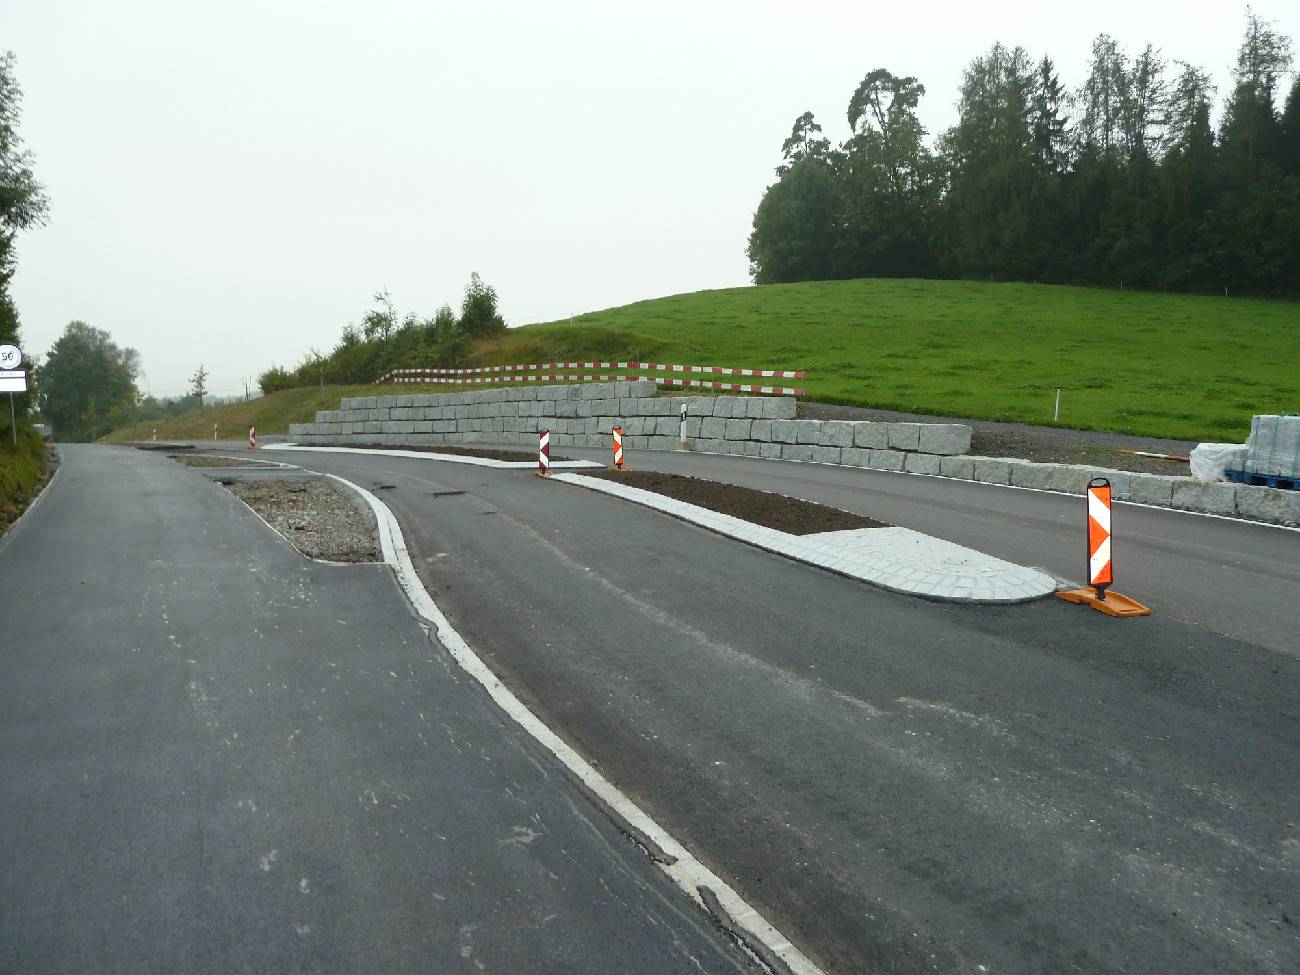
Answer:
1246;414;1300;478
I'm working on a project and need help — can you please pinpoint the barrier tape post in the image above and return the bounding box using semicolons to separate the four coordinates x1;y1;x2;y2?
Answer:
536;430;551;476
1056;477;1150;617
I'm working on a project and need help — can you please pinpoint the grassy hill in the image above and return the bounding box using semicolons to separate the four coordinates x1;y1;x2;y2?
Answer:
116;279;1298;444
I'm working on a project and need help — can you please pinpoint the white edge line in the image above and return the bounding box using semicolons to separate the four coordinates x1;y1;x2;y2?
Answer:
320;471;824;975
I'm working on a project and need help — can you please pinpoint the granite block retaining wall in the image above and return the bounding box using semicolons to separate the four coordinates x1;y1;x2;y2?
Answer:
287;382;1299;526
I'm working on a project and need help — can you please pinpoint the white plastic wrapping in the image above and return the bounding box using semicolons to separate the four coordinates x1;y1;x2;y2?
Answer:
1189;443;1248;481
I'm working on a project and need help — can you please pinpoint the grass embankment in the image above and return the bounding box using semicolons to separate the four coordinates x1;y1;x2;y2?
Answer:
115;279;1297;445
503;280;1297;443
0;427;54;536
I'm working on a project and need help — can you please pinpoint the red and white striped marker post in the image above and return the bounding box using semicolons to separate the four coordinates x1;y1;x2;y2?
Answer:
536;429;551;476
1057;477;1149;617
1087;478;1113;597
248;425;257;450
611;426;624;469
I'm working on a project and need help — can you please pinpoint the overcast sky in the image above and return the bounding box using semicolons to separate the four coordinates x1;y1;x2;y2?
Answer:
6;0;1297;398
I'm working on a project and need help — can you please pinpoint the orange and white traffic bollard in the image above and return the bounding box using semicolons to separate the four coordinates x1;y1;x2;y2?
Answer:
1057;477;1150;617
610;426;625;470
248;425;257;450
536;429;551;476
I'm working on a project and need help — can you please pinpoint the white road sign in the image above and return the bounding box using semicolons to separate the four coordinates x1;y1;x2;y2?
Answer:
0;370;27;392
0;344;21;369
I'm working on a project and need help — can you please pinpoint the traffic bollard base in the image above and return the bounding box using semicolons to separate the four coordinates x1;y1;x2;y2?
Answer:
1056;587;1150;617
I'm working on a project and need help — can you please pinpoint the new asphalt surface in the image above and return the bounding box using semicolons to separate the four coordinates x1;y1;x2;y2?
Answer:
0;445;760;974
257;441;1299;975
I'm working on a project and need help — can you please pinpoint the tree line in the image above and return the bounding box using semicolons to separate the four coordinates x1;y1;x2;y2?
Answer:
257;271;506;393
0;51;50;444
747;10;1299;296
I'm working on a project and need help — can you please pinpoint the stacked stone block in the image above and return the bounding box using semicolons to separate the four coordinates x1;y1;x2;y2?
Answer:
286;382;1299;525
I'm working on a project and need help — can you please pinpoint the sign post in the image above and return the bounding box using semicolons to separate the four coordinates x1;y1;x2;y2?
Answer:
0;344;25;445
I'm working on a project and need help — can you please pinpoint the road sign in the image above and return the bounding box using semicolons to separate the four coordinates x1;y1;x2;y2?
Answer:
0;370;27;393
0;344;20;369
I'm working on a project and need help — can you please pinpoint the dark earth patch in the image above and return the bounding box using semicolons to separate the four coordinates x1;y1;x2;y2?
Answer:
581;468;888;535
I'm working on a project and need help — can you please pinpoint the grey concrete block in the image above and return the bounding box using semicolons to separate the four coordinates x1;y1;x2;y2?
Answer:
1126;473;1176;506
750;419;773;442
770;397;798;420
939;456;975;480
701;417;727;439
758;442;783;460
904;453;942;475
654;416;680;436
714;397;747;418
1235;484;1300;525
870;449;905;472
1048;466;1093;495
647;435;680;451
853;422;889;449
918;423;973;456
682;418;702;439
819;421;854;448
811;446;842;465
1172;479;1237;515
887;422;921;451
771;420;800;444
1008;459;1055;490
724;418;753;440
628;380;657;398
783;445;816;463
973;457;1012;484
795;420;822;444
841;447;872;468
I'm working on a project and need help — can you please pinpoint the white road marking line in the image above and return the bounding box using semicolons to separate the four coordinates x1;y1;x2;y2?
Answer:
324;472;823;975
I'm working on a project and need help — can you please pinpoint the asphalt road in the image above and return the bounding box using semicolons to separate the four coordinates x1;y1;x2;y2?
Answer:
257;442;1300;974
0;445;760;974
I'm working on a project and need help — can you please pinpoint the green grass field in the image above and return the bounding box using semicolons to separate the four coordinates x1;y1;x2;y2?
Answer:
111;279;1298;445
501;279;1297;443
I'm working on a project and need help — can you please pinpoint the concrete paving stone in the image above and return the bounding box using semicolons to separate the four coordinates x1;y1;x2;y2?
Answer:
853;422;889;449
887;422;921;451
1126;473;1176;506
1084;468;1130;496
771;419;800;444
819;421;854;448
869;449;905;472
725;418;753;440
904;453;942;475
939;455;976;480
1008;459;1055;490
795;420;823;444
918;423;972;455
973;456;1012;484
1171;479;1238;515
1234;483;1300;525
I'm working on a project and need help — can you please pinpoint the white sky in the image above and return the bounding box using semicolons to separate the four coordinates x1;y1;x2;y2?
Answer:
6;0;1297;398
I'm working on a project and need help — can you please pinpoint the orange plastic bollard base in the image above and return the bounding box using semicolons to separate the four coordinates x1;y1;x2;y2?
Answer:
534;470;552;478
606;465;631;472
1056;587;1151;617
